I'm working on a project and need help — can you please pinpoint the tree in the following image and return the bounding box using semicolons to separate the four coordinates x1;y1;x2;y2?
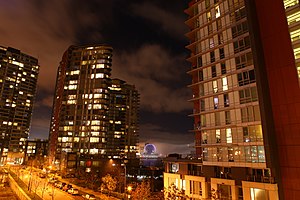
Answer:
101;174;117;195
164;183;188;200
131;181;151;200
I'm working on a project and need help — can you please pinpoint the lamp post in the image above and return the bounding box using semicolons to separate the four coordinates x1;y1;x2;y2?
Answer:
122;163;127;194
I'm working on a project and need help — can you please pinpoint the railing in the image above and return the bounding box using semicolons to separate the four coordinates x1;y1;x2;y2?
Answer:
246;175;275;184
8;174;31;200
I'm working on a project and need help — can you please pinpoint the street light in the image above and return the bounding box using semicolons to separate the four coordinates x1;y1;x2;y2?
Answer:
127;185;132;199
111;160;128;196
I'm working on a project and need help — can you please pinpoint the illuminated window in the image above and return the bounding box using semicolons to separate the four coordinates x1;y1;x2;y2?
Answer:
226;128;232;143
68;95;77;100
91;73;104;79
90;137;99;143
201;115;206;127
90;148;99;154
69;80;78;84
93;104;102;109
9;60;24;67
214;96;219;109
68;85;77;90
215;5;220;18
213;80;218;93
207;11;212;21
250;188;266;200
216;129;221;143
67;100;76;104
209;38;214;48
222;77;228;91
96;64;105;69
62;137;69;142
70;70;80;75
91;132;100;136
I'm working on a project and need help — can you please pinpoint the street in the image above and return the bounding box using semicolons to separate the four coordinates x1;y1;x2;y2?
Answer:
9;166;86;200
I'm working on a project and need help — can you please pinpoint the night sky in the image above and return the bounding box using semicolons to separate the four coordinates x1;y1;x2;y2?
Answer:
0;0;194;156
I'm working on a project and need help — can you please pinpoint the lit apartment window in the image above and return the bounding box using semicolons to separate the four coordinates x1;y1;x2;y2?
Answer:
216;129;221;143
90;137;99;143
70;70;80;75
222;77;228;91
213;80;218;93
210;38;214;48
226;128;232;143
90;148;99;154
91;73;104;79
206;11;211;22
215;5;221;18
201;115;206;127
69;80;78;84
214;96;219;109
202;131;208;144
68;85;77;90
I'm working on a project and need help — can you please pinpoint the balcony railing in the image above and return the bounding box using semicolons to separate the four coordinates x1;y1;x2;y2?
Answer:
246;175;275;184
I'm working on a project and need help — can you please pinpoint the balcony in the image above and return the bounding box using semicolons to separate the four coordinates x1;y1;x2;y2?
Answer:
246;175;275;184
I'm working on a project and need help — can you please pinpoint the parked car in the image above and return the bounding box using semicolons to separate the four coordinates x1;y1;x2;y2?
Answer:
68;188;79;195
62;184;72;192
82;193;96;200
55;181;66;189
54;181;61;187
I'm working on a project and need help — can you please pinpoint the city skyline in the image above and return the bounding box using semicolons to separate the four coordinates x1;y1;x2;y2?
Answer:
0;0;193;156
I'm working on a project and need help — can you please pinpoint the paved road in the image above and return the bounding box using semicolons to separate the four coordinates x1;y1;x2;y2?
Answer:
9;166;85;200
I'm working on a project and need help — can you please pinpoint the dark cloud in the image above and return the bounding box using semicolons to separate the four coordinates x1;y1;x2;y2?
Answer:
131;1;188;39
113;44;191;113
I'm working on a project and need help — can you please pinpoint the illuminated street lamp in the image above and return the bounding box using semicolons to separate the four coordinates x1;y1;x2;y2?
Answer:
127;185;132;199
111;159;128;196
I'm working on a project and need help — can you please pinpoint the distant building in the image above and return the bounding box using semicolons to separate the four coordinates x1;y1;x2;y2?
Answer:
164;0;300;199
48;44;139;173
0;46;39;164
24;139;48;168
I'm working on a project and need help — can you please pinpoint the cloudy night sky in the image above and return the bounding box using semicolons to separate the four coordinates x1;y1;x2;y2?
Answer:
0;0;194;156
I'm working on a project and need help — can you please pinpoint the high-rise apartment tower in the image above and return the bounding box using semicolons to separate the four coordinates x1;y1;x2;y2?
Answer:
0;46;39;164
48;44;139;172
284;0;300;84
164;0;300;199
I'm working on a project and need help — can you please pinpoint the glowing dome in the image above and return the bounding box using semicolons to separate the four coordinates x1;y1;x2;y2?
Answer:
144;144;156;154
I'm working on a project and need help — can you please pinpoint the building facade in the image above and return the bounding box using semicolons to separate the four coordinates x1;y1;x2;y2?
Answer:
164;0;300;199
108;78;139;160
0;46;39;164
24;139;48;168
48;44;139;172
284;0;300;83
